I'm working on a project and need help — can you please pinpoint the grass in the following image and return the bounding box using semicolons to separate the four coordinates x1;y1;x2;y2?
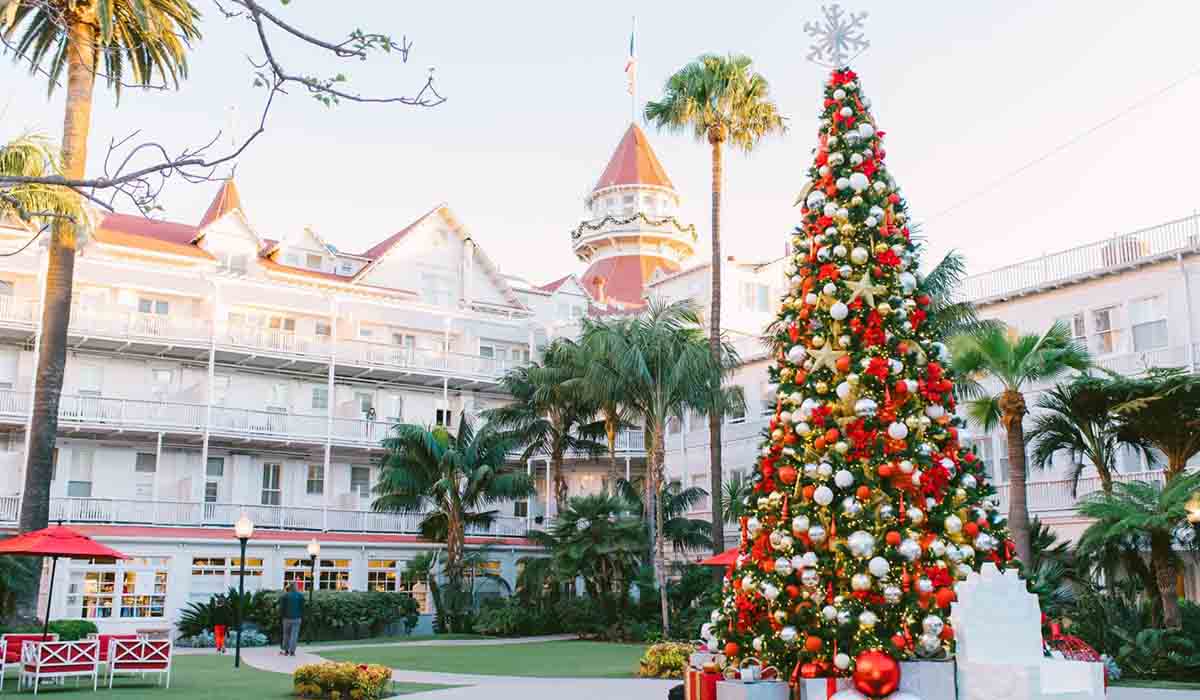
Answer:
1111;678;1200;690
306;633;489;647
0;654;455;698
320;640;648;679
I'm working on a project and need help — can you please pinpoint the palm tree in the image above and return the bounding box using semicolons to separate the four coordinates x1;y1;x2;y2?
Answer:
616;477;713;554
0;132;89;227
372;417;534;630
1077;471;1200;630
578;298;738;634
485;339;605;513
3;1;201;541
1106;368;1200;482
719;470;751;526
527;492;646;621
915;249;1000;339
645;54;785;561
1028;376;1152;495
951;321;1090;564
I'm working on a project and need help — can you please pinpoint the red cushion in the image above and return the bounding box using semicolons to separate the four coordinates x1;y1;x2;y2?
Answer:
113;661;168;670
24;662;95;673
3;635;57;663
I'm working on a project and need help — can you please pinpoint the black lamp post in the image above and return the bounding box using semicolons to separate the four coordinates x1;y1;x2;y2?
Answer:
306;538;320;644
233;515;254;669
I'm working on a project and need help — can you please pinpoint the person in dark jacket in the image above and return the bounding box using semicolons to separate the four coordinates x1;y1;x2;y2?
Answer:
280;583;305;656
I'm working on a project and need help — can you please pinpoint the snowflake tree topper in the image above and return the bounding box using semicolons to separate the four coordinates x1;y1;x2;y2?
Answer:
803;4;870;68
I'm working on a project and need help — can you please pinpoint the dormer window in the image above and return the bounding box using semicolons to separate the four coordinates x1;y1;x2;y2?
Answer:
339;261;354;276
285;253;300;266
306;253;323;270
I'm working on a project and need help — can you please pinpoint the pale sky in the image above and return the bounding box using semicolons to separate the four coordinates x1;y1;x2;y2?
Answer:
3;1;1199;286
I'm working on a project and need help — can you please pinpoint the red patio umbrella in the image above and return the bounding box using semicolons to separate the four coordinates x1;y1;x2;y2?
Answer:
699;548;739;567
0;526;128;640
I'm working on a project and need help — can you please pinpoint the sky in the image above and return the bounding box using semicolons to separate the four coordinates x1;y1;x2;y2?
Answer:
3;1;1200;286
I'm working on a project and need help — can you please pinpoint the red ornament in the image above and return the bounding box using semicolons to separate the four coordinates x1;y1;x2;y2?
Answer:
724;642;740;657
935;587;957;609
778;465;798;485
853;650;901;698
890;633;907;650
804;635;824;653
885;531;902;546
963;522;980;538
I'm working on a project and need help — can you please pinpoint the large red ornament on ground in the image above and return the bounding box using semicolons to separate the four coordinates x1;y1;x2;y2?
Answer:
853;650;900;698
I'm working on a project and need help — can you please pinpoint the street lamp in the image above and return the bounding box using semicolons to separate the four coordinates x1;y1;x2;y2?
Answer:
233;515;254;669
306;538;320;644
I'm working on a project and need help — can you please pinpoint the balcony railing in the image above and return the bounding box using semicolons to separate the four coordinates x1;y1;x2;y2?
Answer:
69;304;211;343
960;213;1200;303
218;325;332;357
14;496;534;537
991;469;1171;515
1093;344;1198;375
0;296;36;326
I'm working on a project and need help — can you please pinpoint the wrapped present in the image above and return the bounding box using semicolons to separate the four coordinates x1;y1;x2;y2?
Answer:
686;666;721;700
794;676;852;700
897;661;956;700
716;679;790;700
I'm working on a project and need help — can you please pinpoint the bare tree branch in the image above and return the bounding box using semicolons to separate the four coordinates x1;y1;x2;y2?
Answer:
0;0;446;215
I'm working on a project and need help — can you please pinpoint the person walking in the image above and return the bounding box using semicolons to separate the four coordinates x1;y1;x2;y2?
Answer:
280;582;305;656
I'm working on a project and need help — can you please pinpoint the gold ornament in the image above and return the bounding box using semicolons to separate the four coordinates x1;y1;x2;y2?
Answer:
815;381;830;394
807;344;849;374
874;242;889;254
813;335;826;348
877;302;892;315
850;195;864;207
845;271;886;308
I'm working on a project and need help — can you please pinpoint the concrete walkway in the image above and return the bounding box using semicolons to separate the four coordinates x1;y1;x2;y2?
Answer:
239;636;676;700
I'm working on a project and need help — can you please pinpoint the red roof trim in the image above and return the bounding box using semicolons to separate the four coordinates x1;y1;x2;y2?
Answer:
21;524;536;547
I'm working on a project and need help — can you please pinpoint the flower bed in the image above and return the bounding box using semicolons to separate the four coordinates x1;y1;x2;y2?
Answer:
294;661;393;699
637;642;693;679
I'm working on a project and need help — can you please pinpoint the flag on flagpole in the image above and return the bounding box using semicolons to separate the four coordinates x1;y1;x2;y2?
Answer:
624;21;637;97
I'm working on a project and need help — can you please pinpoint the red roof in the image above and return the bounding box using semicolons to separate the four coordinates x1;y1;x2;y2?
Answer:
581;255;679;307
198;179;243;229
537;275;571;293
359;204;444;260
39;524;537;548
93;213;213;260
0;525;129;560
593;123;674;193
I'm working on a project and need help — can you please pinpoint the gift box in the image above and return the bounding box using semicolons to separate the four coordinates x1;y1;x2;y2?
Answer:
686;667;721;700
716;680;791;700
794;676;852;700
897;660;956;700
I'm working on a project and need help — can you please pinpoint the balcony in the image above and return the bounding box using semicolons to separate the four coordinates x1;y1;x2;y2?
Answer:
0;296;37;339
334;339;516;389
68;304;211;361
991;469;1171;516
960;213;1200;304
1093;344;1199;375
0;496;533;538
0;391;391;450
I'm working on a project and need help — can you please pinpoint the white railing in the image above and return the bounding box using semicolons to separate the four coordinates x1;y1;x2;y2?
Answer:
69;304;210;343
0;390;389;448
991;469;1171;515
0;296;36;325
961;213;1200;303
218;325;332;357
16;496;538;537
1093;345;1194;375
329;339;517;381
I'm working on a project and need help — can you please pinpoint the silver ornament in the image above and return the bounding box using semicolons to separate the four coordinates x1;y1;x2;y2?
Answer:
922;615;944;636
847;530;876;559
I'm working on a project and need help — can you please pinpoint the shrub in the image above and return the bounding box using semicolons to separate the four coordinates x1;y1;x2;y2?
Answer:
0;619;98;641
179;588;419;642
294;661;392;700
637;642;692;679
176;629;268;648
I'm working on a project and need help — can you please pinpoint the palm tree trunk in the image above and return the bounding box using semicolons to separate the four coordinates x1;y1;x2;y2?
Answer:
652;421;670;636
552;448;567;514
1150;531;1181;629
1165;453;1186;483
707;131;726;564
999;390;1032;564
1123;550;1162;626
17;9;98;621
606;414;618;492
444;509;466;632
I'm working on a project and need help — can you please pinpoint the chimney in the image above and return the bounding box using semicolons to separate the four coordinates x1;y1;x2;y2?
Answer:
593;276;607;305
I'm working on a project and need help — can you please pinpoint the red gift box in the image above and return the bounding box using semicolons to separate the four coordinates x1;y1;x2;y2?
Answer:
686;667;720;700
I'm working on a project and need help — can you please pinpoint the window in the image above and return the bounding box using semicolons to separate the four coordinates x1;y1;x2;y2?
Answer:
667;416;681;435
206;457;225;477
135;453;157;474
67;557;169;619
228;254;248;274
741;282;770;313
355;392;374;417
268;383;290;412
212;375;231;406
306;253;323;270
367;559;399;592
78;365;103;396
511;348;530;364
312;386;329;411
383;394;403;422
761;383;777;417
1056;312;1085;341
513;501;528;518
190;558;226;577
391;332;415;348
435;409;453;427
339;262;354;275
137;298;169;315
285;253;300;266
0;280;12;295
1092;307;1119;355
68;448;94;497
315;321;331;337
306;465;324;495
268;316;296;332
358;326;374;339
0;348;18;390
151;369;173;398
318;559;351;590
283;558;313;590
261;463;282;505
1129;296;1167;352
622;194;635;213
727;398;747;424
350;466;370;498
465;560;501;585
204;482;219;503
479;344;495;359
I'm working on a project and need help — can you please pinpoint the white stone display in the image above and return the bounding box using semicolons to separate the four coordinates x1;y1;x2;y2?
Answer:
951;563;1104;700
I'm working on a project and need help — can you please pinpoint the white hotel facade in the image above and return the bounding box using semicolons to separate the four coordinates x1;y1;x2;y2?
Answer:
1;121;1197;633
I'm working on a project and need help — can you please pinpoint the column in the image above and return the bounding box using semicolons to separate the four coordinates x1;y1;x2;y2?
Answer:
525;458;533;530
544;457;552;518
324;296;336;529
200;281;219;504
153;432;163;524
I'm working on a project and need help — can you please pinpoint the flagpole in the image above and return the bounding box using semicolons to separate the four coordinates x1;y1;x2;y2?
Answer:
630;15;637;124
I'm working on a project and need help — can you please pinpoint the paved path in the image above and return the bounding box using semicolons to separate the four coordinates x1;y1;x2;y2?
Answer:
239;636;676;700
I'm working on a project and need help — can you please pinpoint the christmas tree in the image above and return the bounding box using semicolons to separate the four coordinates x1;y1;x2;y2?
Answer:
709;65;1013;687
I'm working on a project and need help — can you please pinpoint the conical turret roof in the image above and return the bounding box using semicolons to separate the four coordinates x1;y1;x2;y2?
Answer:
593;123;674;192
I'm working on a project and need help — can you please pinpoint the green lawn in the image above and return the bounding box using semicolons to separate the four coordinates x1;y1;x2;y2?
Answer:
0;655;454;698
1111;679;1200;690
320;640;648;679
306;633;490;647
